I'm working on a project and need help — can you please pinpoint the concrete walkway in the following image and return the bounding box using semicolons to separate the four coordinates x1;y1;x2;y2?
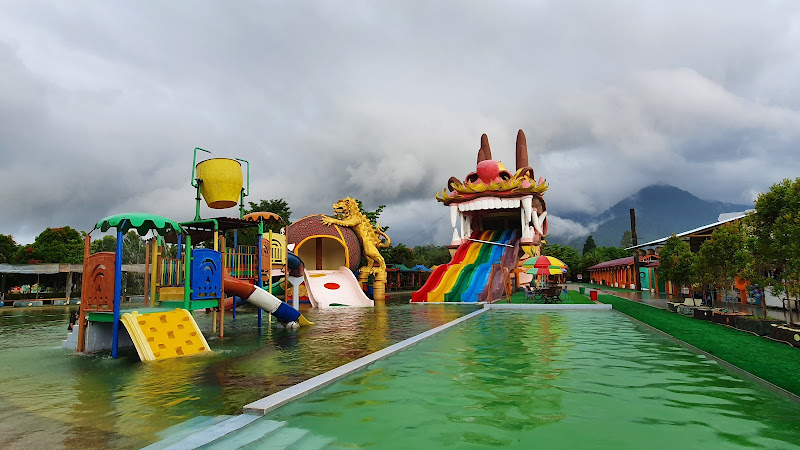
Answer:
565;283;798;322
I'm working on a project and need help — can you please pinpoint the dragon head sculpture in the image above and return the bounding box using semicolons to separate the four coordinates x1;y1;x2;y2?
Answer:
436;130;548;256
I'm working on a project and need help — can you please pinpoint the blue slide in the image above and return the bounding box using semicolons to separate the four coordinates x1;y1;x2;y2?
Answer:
460;229;512;302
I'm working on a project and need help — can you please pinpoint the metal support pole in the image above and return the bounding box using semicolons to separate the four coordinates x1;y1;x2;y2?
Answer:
184;234;192;310
235;158;250;219
191;147;212;221
630;208;641;291
257;222;264;327
232;230;238;319
112;227;124;359
143;238;150;308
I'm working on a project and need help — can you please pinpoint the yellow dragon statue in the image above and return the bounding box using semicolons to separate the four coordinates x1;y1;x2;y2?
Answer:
320;197;392;280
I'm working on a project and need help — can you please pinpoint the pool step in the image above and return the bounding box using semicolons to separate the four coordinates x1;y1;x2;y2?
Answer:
143;415;234;449
245;426;310;449
283;433;335;450
200;419;287;449
146;415;334;449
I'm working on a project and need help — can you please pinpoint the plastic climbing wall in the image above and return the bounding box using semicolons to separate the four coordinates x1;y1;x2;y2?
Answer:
120;309;210;361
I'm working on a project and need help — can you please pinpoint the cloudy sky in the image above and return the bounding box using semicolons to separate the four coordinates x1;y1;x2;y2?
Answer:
2;1;800;246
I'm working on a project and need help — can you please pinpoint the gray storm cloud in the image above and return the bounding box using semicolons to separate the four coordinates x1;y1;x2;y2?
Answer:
1;1;800;246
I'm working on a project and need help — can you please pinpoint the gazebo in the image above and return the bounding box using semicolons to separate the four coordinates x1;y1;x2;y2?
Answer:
386;264;432;291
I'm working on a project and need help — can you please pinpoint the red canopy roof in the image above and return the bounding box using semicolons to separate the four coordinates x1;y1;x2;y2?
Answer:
588;255;658;270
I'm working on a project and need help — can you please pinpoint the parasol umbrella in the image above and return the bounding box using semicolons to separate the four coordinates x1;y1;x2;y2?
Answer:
522;255;568;268
96;212;184;236
243;211;286;225
526;266;568;275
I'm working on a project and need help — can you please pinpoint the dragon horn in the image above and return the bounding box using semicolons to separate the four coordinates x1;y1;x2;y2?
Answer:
516;129;528;170
477;133;492;163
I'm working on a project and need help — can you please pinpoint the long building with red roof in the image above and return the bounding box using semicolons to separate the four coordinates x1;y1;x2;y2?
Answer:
587;254;659;289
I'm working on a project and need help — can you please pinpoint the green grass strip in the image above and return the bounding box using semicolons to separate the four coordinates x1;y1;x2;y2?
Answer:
597;293;800;397
503;289;594;304
574;282;633;293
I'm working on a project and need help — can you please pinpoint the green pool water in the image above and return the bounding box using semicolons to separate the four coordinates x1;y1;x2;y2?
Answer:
0;299;478;449
257;310;800;449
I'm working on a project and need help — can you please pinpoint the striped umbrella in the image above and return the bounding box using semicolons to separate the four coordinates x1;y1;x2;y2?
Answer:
522;255;568;268
526;266;568;275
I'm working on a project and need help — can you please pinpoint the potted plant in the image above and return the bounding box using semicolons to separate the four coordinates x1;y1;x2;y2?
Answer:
733;315;784;336
769;323;800;347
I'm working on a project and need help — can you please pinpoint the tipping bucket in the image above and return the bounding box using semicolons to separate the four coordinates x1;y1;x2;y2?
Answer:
195;158;243;209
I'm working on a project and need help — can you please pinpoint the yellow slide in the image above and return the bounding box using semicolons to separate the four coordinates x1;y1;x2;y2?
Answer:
120;309;211;361
425;230;491;302
426;264;466;302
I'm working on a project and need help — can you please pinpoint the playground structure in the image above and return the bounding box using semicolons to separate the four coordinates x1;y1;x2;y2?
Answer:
413;130;547;303
285;201;390;308
68;149;312;361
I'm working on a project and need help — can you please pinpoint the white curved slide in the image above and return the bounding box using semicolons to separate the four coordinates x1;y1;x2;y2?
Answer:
304;267;374;308
223;272;313;327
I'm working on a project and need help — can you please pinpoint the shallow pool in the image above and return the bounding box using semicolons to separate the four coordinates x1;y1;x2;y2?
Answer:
257;310;800;448
0;298;478;449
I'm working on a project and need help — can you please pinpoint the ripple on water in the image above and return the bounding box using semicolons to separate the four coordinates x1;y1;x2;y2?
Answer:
0;299;479;449
262;310;800;449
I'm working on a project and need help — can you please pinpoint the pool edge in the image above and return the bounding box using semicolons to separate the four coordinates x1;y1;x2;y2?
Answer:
242;305;490;415
615;309;800;405
488;303;612;310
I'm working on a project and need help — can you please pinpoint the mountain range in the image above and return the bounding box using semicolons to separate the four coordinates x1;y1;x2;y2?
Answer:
550;184;753;249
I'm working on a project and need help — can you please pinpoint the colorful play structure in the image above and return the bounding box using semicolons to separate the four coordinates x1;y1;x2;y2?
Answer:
66;148;313;361
283;198;391;308
66;130;555;359
412;130;549;303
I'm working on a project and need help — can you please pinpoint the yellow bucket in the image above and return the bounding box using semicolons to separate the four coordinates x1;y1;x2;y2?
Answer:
195;158;243;209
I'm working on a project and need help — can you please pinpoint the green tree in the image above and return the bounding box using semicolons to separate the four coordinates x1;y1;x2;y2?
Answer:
246;199;292;232
595;246;629;262
657;235;697;293
355;200;387;231
382;243;415;267
30;227;84;263
411;244;451;267
620;230;633;249
0;234;18;263
541;242;580;279
229;198;293;246
579;250;601;277
122;231;147;264
582;235;597;255
90;235;117;254
696;223;753;303
746;177;800;302
14;245;36;264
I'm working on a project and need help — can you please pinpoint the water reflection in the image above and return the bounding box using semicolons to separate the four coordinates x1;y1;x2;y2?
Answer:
0;298;479;449
263;311;800;449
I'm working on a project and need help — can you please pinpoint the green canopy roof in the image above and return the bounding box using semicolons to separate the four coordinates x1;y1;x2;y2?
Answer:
95;213;184;236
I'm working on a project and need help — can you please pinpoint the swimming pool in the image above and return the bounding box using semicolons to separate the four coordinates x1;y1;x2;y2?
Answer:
225;310;800;448
0;299;478;449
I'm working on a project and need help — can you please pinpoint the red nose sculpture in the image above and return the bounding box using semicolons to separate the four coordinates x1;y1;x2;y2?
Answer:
476;160;501;184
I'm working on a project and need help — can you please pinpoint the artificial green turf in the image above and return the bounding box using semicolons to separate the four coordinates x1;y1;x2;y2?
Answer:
597;293;800;397
573;282;634;293
502;289;594;304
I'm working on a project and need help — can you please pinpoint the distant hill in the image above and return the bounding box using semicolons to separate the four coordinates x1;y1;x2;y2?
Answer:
551;185;753;249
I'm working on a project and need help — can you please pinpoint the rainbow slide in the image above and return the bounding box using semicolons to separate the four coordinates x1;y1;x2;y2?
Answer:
223;271;313;328
412;229;518;303
411;230;491;302
303;267;373;308
460;230;516;302
442;230;507;302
